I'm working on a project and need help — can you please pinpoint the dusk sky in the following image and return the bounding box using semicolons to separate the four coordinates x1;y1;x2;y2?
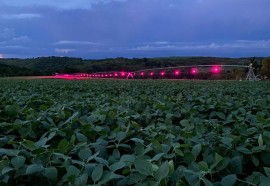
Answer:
0;0;270;59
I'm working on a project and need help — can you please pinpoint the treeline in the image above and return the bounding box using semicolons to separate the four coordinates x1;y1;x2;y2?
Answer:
0;56;269;79
0;63;41;77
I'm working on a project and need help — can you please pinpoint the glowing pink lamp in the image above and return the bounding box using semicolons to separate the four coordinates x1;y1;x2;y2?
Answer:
174;70;180;76
212;66;221;73
191;68;198;75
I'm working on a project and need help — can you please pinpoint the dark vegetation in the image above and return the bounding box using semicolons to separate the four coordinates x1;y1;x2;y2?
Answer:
0;56;269;79
0;63;41;77
0;79;270;185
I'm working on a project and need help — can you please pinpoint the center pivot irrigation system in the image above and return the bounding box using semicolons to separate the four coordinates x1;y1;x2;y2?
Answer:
55;64;258;81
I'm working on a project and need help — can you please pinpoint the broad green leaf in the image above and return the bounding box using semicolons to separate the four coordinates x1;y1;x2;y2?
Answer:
252;156;260;167
2;166;14;175
236;147;252;154
127;172;147;185
92;164;103;183
168;160;175;174
120;154;136;163
264;167;270;178
78;148;92;160
202;178;214;186
75;173;88;186
22;140;37;151
67;165;80;177
216;158;230;172
154;161;169;182
35;137;48;147
258;134;264;146
184;171;200;185
26;164;44;175
115;132;127;142
11;156;26;169
4;104;20;116
198;161;209;171
221;137;233;147
76;132;88;142
229;156;242;174
216;112;226;120
260;176;270;186
64;111;79;124
0;149;19;156
192;144;201;158
134;159;153;176
252;145;266;153
94;157;108;166
42;167;57;180
215;153;223;163
134;143;144;155
180;119;189;127
57;139;69;153
109;161;126;172
130;138;144;144
0;160;9;170
47;131;56;141
221;174;236;186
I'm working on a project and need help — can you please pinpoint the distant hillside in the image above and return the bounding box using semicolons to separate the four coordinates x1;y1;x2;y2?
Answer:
0;63;41;77
0;56;256;76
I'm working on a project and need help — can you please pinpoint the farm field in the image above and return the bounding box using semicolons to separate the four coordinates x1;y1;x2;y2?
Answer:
0;79;270;186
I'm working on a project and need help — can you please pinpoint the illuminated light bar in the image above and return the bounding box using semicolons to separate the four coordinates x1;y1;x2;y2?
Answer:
114;73;118;77
160;71;165;76
174;70;180;75
140;72;145;76
212;66;221;73
150;72;154;76
191;68;198;75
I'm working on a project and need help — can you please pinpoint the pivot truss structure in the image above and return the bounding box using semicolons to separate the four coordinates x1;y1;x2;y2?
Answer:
55;64;259;81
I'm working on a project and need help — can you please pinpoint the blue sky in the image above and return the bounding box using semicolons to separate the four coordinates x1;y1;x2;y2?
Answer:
0;0;270;59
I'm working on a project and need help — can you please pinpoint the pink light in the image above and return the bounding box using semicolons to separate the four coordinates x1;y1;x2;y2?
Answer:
174;70;180;75
109;74;112;77
114;73;118;77
160;71;165;76
191;68;198;75
140;72;145;76
121;72;126;76
150;72;154;76
105;74;108;77
212;66;221;73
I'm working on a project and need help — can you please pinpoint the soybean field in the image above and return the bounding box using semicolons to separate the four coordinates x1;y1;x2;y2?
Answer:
0;79;270;186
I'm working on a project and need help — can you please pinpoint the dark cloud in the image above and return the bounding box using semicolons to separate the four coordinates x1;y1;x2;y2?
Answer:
0;0;269;58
